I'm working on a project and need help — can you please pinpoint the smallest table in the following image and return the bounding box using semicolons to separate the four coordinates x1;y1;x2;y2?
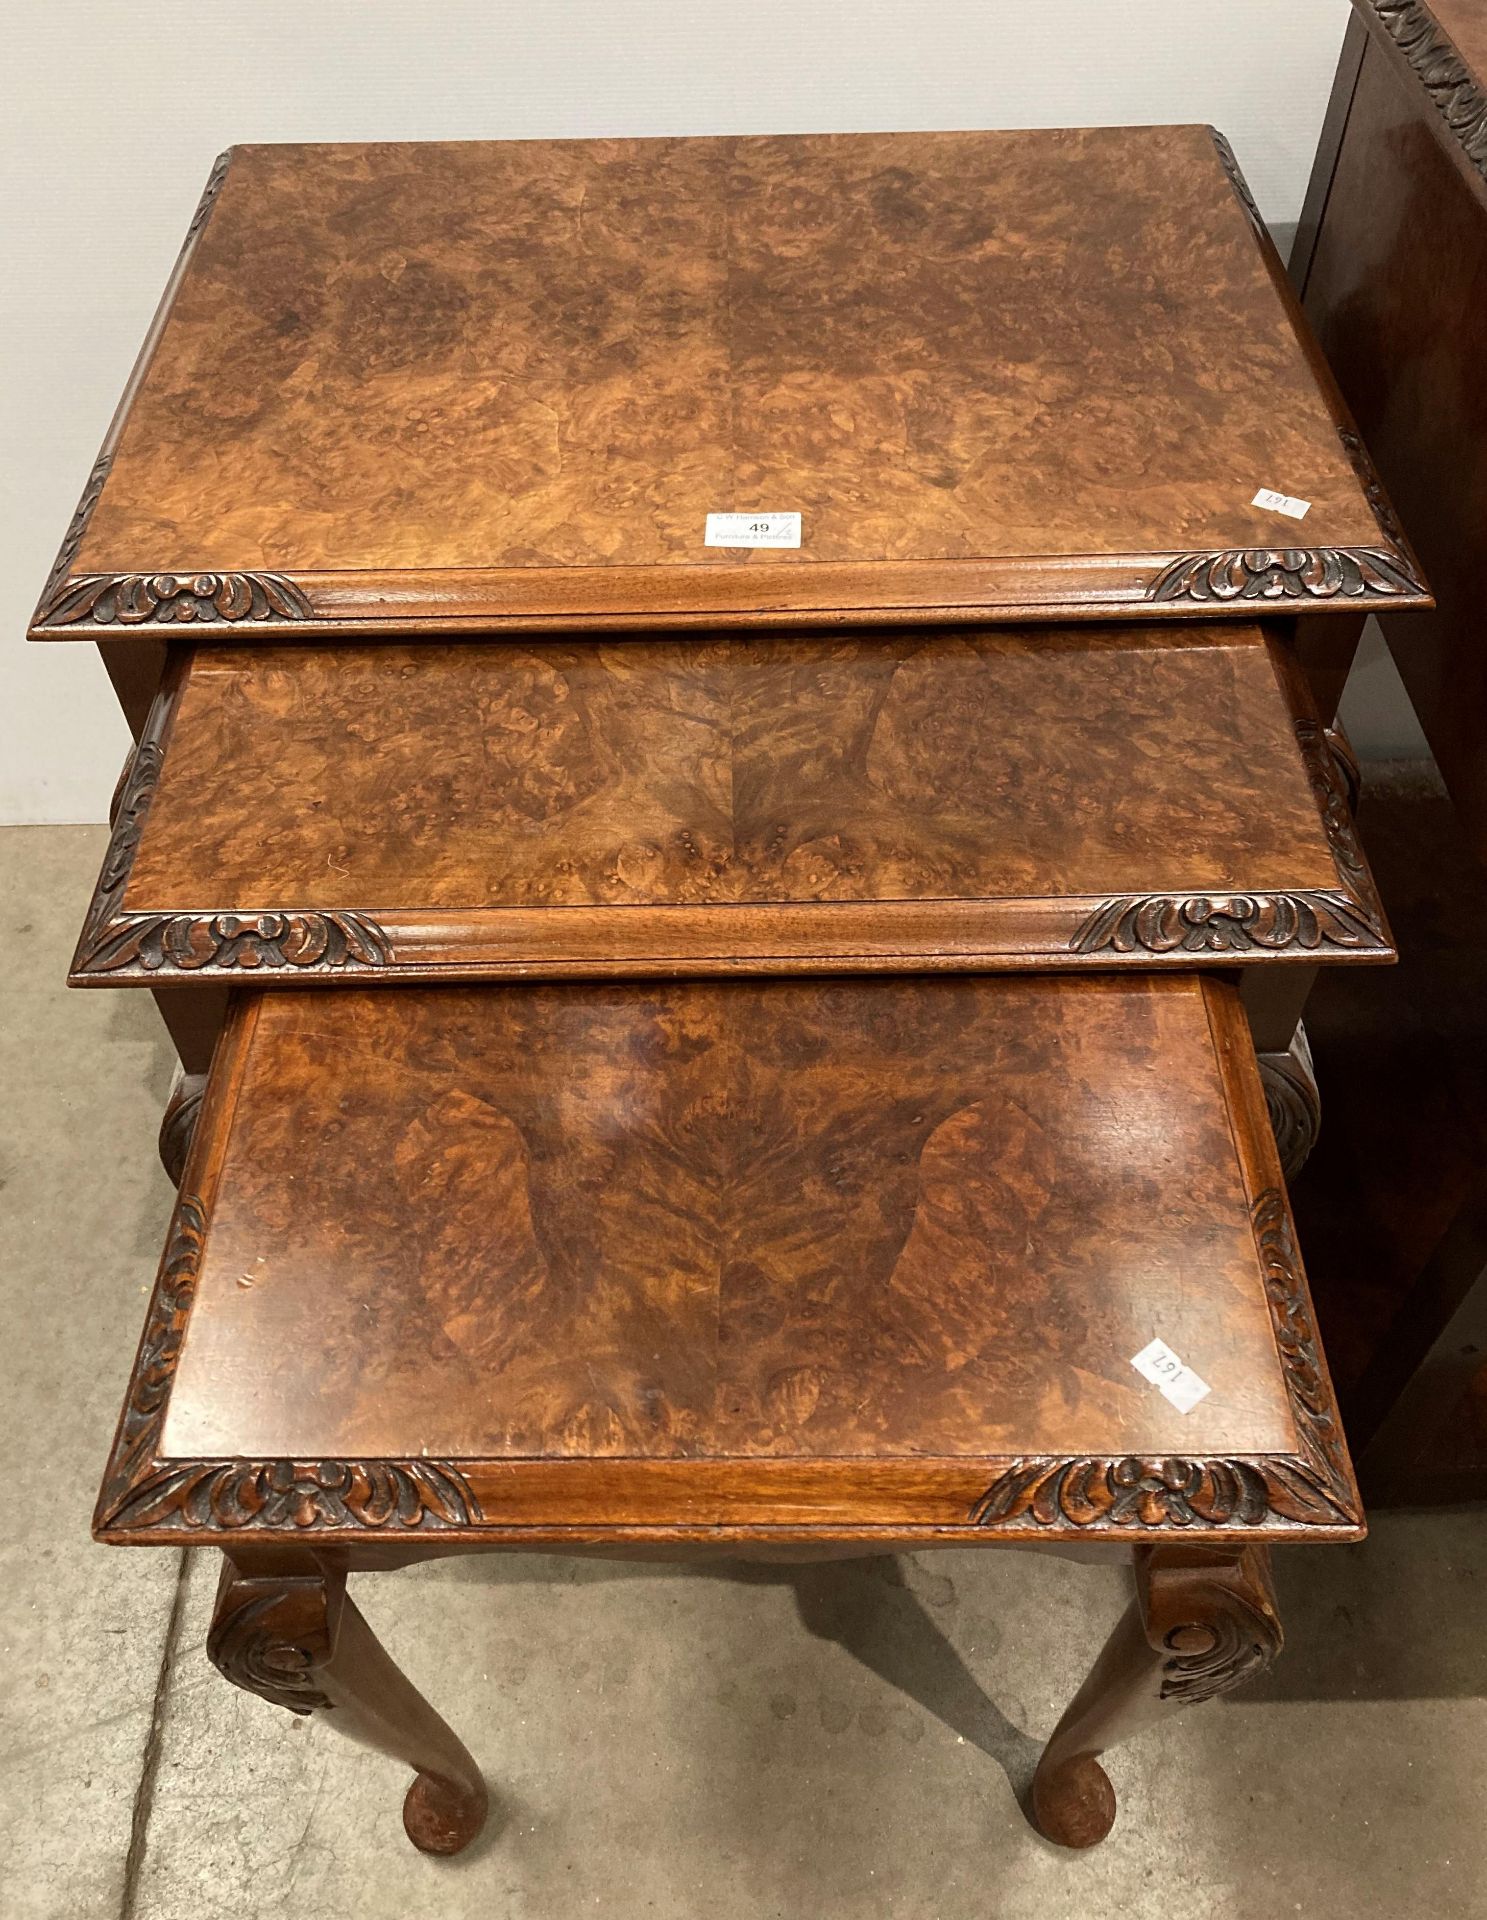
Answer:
96;971;1361;1852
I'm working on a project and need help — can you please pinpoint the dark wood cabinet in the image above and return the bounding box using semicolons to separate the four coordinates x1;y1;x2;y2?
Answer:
1293;0;1487;1502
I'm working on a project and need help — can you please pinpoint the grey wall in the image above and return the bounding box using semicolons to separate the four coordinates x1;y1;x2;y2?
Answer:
2;0;1364;821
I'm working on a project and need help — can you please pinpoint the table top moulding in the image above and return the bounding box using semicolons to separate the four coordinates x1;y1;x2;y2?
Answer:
30;126;1427;643
65;622;1394;986
93;974;1363;1555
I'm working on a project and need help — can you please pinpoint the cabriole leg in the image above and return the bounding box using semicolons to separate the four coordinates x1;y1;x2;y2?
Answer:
207;1555;488;1856
1030;1544;1281;1849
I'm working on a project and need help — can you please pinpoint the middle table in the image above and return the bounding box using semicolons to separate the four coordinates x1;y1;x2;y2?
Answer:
75;618;1386;987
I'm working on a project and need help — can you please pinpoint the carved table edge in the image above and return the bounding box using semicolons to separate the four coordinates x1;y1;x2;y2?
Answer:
94;1187;1364;1546
1206;125;1431;603
69;890;1394;983
28;545;1433;641
29;150;235;627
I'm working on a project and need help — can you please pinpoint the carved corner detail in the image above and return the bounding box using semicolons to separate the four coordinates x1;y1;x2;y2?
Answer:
103;1458;481;1535
97;1187;480;1537
33;153;234;631
1371;1;1487;185
1149;546;1423;605
75;909;394;975
1295;719;1371;887
1071;716;1386;959
76;687;393;979
970;1190;1357;1533
1250;1186;1354;1511
1336;428;1423;581
1070;891;1385;956
37;571;314;628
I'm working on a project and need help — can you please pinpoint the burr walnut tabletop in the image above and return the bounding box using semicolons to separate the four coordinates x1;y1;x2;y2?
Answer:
32;126;1426;639
73;622;1391;984
97;972;1361;1548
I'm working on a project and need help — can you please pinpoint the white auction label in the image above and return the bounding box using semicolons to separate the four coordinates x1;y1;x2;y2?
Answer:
1130;1337;1212;1415
704;511;802;549
1252;487;1312;521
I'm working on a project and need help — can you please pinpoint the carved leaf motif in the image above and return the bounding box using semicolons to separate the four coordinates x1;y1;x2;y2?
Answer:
37;571;314;627
105;1458;481;1534
207;1584;332;1715
970;1455;1276;1530
970;1188;1358;1532
1372;2;1487;180
1159;1599;1282;1706
36;455;114;610
1336;426;1415;563
1295;719;1370;884
1071;891;1385;956
1150;546;1423;604
184;150;233;245
98;1195;206;1508
75;909;393;975
1251;1187;1353;1509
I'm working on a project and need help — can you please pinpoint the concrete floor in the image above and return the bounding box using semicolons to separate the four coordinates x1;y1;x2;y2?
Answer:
3;824;1485;1920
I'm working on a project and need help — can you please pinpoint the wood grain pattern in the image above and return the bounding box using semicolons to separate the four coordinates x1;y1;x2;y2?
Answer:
94;975;1363;1545
31;127;1424;638
71;624;1393;983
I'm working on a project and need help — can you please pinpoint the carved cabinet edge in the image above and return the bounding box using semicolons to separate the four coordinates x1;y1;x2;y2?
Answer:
1209;127;1268;240
185;148;233;247
1325;720;1363;815
36;456;115;612
95;1193;208;1520
1367;0;1487;186
1291;711;1390;936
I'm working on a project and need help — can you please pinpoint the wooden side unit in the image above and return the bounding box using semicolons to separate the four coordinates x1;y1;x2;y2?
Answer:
30;126;1425;645
1292;0;1487;1500
69;623;1392;986
1296;0;1487;852
95;973;1361;1550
